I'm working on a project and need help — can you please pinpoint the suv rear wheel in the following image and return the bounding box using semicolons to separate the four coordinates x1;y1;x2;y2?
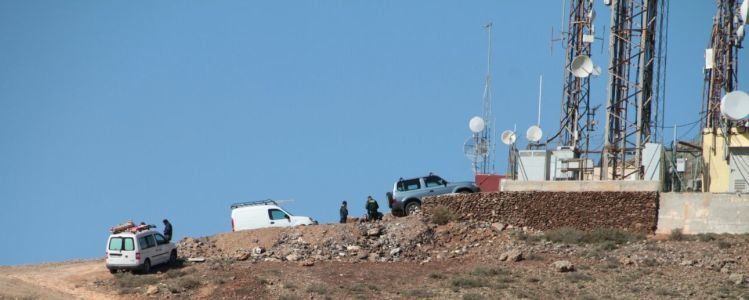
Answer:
141;259;151;274
405;201;421;215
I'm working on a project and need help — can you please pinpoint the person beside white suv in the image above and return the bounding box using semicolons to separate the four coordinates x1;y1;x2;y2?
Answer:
106;228;177;274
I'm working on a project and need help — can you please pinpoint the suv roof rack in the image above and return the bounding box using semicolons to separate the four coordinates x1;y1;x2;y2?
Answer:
230;199;278;209
110;220;156;234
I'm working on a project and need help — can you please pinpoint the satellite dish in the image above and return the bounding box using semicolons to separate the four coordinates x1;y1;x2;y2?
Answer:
469;116;486;133
501;130;517;145
742;0;748;23
570;55;595;78
464;136;489;160
526;125;543;143
739;25;746;43
721;90;749;120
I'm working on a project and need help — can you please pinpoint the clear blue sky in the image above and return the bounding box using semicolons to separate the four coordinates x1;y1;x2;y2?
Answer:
0;1;744;265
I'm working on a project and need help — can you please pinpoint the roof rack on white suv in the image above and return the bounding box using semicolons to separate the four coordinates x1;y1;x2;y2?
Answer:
230;199;279;209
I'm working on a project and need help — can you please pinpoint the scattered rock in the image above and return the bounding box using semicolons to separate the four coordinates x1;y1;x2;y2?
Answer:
730;273;746;285
285;253;300;262
680;260;697;267
146;285;159;295
235;252;251;261
300;260;315;267
367;228;382;236
357;251;370;260
491;223;506;232
551;260;575;272
188;257;206;263
253;247;265;255
346;245;361;251
390;248;402;256
499;249;523;262
619;257;634;266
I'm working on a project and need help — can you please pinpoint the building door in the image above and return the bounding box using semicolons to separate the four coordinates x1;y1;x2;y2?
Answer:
729;147;749;193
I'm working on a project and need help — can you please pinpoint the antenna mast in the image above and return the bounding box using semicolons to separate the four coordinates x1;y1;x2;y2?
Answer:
601;0;664;180
479;22;495;174
702;0;740;131
554;0;595;158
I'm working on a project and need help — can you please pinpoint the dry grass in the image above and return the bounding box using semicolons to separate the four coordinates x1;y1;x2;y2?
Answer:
431;206;456;225
543;227;644;245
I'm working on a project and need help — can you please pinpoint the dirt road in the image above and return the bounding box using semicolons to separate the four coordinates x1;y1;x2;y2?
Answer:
0;260;119;300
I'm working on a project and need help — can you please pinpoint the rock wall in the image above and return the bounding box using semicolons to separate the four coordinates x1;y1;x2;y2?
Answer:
422;191;659;234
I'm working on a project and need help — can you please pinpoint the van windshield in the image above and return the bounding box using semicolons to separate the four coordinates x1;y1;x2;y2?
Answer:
109;237;134;251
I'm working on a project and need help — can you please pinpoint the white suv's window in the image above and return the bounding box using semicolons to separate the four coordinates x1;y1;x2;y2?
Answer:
268;209;288;220
138;237;150;249
109;237;134;251
154;234;167;245
145;235;157;248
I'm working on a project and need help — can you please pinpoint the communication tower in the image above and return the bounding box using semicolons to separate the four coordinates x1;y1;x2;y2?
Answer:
601;0;668;180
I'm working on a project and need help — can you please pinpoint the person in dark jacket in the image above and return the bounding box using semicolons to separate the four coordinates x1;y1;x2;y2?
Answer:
339;201;348;223
365;196;379;222
163;219;173;242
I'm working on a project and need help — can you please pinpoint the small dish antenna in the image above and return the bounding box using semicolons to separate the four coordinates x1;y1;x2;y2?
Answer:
741;0;748;23
526;125;543;143
739;25;746;43
469;116;486;133
570;55;600;78
721;90;749;120
501;130;517;145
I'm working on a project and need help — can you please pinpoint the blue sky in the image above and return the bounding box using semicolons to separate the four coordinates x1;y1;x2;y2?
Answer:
0;1;744;265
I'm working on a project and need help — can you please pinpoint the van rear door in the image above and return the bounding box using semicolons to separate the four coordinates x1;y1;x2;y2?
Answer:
108;236;135;265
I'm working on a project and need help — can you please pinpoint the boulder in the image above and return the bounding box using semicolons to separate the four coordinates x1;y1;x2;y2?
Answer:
730;273;746;285
551;260;575;272
499;249;523;262
146;285;159;295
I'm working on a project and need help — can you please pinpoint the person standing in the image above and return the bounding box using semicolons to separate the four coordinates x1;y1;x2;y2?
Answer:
339;201;348;223
163;219;173;242
365;196;379;222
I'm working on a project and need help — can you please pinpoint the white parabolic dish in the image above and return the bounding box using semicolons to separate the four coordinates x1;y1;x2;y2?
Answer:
469;116;486;133
721;90;749;120
526;125;543;142
570;55;594;78
501;130;516;145
742;0;748;23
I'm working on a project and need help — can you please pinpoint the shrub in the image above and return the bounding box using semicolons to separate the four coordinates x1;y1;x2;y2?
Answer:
470;267;507;277
428;273;446;279
718;240;732;249
543;227;644;245
403;289;434;298
167;276;201;292
306;284;328;295
431;206;456;225
451;277;488;288
463;293;485;300
544;227;584;244
669;228;685;241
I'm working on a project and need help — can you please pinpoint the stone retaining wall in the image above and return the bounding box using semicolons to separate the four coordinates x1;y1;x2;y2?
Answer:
422;191;659;234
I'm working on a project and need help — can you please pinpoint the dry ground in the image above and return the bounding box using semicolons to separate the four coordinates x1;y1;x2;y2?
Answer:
3;218;749;299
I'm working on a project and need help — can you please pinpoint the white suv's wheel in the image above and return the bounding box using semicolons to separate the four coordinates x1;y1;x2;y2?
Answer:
141;259;151;274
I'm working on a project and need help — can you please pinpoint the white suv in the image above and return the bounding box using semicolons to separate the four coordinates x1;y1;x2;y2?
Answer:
231;199;317;231
106;229;177;273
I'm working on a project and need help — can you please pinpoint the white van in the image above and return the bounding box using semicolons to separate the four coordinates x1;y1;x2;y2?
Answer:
231;199;317;231
106;228;177;273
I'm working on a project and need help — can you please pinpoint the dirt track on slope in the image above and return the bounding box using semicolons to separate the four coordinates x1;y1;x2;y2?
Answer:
0;260;120;300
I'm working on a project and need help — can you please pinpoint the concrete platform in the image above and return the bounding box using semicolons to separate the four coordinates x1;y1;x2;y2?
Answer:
500;180;661;192
657;193;749;234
